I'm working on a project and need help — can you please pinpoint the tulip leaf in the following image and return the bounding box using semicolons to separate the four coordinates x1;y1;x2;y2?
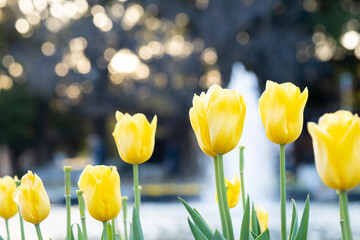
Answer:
250;231;258;239
211;230;226;240
251;203;261;236
70;223;75;240
0;235;4;240
129;223;133;240
71;223;85;240
132;207;144;240
295;195;310;240
179;197;213;239
188;217;209;240
289;199;298;240
255;229;270;240
240;195;251;240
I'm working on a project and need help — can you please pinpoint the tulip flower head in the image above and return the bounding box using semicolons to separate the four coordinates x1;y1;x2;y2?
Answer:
259;81;308;145
113;111;157;165
308;110;360;191
78;165;121;222
0;176;18;220
250;206;269;233
13;171;50;224
189;84;246;156
216;174;240;208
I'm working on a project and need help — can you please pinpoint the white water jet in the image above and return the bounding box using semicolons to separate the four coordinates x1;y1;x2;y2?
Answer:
225;62;276;202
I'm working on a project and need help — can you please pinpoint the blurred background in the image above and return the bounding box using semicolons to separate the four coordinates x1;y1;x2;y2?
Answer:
0;0;360;239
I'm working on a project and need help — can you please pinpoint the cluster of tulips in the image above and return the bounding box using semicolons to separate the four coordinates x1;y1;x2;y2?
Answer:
0;81;359;240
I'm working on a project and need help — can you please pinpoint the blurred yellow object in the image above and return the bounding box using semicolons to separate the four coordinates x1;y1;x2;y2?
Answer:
251;206;269;233
216;174;240;208
259;80;308;145
0;176;18;220
78;165;121;222
113;111;157;164
308;110;360;190
13;171;50;224
189;84;246;156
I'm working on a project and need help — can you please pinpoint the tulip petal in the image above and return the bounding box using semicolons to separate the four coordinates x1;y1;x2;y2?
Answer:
259;84;289;144
207;91;245;154
337;115;360;190
308;122;342;190
189;107;216;156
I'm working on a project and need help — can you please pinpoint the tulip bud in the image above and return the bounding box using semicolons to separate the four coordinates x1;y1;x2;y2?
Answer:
113;112;157;165
251;206;269;233
0;176;18;220
78;165;121;222
216;174;240;208
189;84;246;156
259;81;308;145
13;171;50;224
308;110;360;191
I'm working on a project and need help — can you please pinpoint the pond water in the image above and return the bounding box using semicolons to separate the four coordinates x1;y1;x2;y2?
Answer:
2;200;360;239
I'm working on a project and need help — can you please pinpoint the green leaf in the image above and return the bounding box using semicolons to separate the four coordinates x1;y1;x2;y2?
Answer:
179;197;213;239
240;195;251;240
108;222;113;240
0;235;4;240
70;223;75;240
250;231;258;239
187;218;209;240
289;199;298;240
251;203;261;236
129;223;133;240
132;207;144;240
256;229;270;240
211;230;226;240
295;195;310;240
75;223;85;240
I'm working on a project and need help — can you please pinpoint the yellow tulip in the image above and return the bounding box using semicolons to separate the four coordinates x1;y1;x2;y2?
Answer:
113;111;157;164
250;206;269;233
216;174;240;208
0;176;18;219
78;165;121;222
13;171;50;224
189;84;246;156
259;80;308;145
308;110;360;191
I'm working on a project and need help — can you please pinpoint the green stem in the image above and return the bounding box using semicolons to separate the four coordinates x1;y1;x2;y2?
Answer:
34;224;43;240
280;144;287;240
122;197;128;240
15;179;25;240
239;146;246;211
76;190;88;240
64;166;72;240
339;191;352;240
103;221;108;240
111;219;116;240
5;219;10;240
214;154;234;240
133;164;141;214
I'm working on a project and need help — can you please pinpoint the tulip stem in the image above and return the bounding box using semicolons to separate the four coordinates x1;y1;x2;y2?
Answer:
239;146;246;211
64;166;72;240
133;164;141;214
111;219;116;240
280;144;287;240
122;197;128;240
76;190;88;240
214;154;234;240
5;219;10;240
339;191;352;240
34;224;43;240
15;180;25;240
103;221;108;240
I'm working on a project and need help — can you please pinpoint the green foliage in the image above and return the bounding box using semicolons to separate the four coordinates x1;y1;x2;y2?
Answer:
251;204;261;236
131;208;144;240
187;218;209;240
211;230;226;240
179;197;213;239
240;196;251;240
288;195;310;240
